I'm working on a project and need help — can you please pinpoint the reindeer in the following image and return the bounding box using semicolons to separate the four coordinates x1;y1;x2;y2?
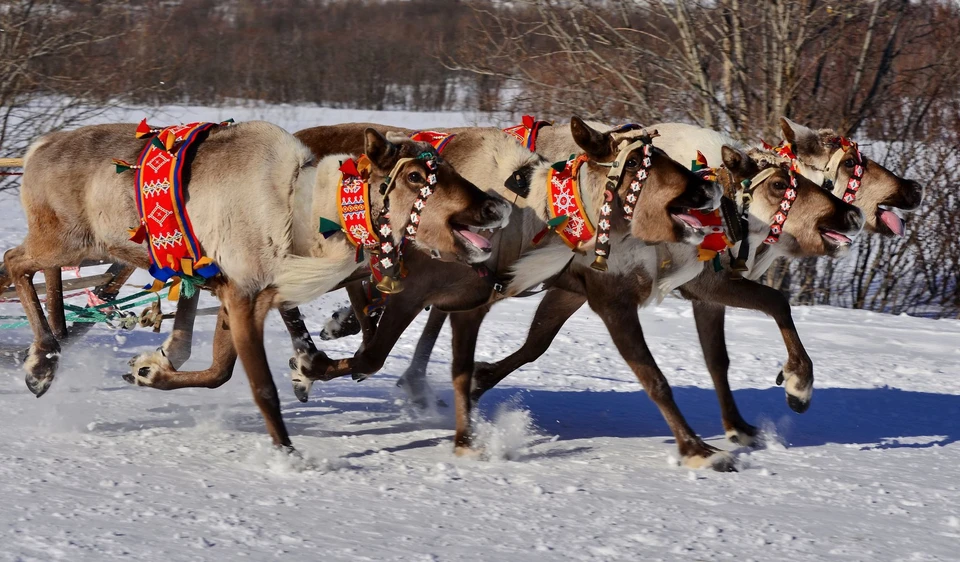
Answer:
2;122;511;450
269;118;728;465
424;118;919;448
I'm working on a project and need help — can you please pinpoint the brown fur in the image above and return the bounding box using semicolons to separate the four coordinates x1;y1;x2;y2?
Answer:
5;121;509;451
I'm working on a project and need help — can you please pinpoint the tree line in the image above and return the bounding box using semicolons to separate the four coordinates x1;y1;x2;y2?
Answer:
1;0;957;317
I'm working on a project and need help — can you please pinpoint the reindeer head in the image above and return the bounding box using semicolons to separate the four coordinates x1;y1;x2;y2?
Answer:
780;117;923;237
721;145;864;258
570;117;722;245
364;129;512;264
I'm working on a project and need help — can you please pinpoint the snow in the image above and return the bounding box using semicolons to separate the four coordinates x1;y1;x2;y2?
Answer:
2;106;960;561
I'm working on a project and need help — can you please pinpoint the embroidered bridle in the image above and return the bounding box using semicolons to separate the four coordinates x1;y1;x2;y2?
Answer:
372;150;440;293
726;157;801;275
816;137;866;204
590;129;658;271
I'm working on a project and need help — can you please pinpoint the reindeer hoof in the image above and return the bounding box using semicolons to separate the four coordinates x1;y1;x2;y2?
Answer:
781;369;813;414
290;372;313;403
454;445;483;458
396;373;446;409
352;373;369;382
787;393;810;414
725;424;760;448
126;350;173;388
23;344;60;397
681;443;738;472
775;370;785;386
319;305;361;340
25;374;54;398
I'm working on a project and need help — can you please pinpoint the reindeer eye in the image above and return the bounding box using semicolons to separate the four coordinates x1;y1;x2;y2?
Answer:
625;158;639;169
407;171;424;184
772;181;787;191
844;158;856;168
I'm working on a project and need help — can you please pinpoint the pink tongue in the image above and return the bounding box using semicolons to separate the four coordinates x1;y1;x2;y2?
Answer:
822;230;851;244
457;228;492;250
674;213;703;229
880;209;905;237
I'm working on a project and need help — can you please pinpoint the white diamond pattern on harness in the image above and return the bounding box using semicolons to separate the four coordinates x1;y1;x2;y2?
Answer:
146;151;172;174
148;203;172;226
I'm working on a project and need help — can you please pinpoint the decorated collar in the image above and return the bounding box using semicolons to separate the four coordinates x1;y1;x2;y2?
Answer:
320;150;440;294
410;131;455;153
534;154;595;249
503;115;552;152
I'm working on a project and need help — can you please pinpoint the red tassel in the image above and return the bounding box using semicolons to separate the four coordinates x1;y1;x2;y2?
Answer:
128;224;146;244
339;158;359;177
532;227;549;245
135;119;153;139
522;115;535;129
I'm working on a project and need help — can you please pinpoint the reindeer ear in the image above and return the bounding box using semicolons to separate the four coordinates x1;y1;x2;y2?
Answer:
364;128;399;170
570;116;613;160
779;117;828;158
721;145;747;174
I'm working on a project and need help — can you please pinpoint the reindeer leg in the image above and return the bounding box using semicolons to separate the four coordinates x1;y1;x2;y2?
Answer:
128;291;202;373
223;285;291;448
396;307;448;409
280;306;322;403
691;301;758;446
448;306;489;456
3;246;61;397
295;293;426;383
472;287;586;402
683;276;813;414
346;281;380;344
43;268;68;341
124;305;237;389
589;292;736;472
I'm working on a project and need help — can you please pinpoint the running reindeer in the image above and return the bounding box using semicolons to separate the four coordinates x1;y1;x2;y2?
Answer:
2;121;511;449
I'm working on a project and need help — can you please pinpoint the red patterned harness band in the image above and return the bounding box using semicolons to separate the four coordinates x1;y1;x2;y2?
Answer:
503;115;551;152
545;155;595;249
126;119;224;294
410;131;455;153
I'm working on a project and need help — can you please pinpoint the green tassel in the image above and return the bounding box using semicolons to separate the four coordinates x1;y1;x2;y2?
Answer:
151;137;167;151
319;217;343;239
547;214;569;229
712;254;723;272
551;160;567;173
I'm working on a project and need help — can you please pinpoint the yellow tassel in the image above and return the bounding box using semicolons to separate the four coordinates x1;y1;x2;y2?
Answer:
147;279;165;293
698;248;716;262
194;256;213;268
180;258;194;277
167;279;181;301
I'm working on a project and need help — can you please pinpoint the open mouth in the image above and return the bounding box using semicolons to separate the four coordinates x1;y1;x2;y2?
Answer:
452;223;494;254
670;209;704;231
877;205;906;237
820;228;853;247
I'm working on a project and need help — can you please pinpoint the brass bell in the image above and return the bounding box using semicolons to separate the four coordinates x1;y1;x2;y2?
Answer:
591;255;608;272
376;276;404;294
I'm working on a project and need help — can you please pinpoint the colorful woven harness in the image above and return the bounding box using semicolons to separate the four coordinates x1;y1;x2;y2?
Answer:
533;154;595;249
320;149;440;293
410;131;456;153
119;119;227;299
688;151;734;263
503;115;552;152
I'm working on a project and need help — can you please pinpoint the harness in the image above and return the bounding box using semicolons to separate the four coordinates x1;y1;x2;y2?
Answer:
503;115;552;152
322;149;440;295
117;118;230;300
818;137;866;204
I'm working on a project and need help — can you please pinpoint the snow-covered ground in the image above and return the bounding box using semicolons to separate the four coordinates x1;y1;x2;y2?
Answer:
2;106;960;561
